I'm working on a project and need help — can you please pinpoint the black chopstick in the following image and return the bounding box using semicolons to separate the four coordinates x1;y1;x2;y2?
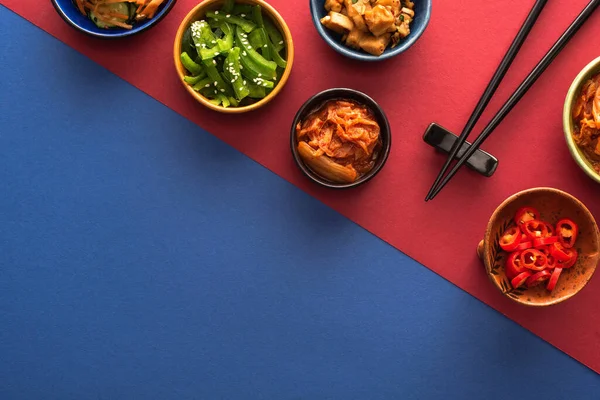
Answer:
428;0;600;201
425;0;549;201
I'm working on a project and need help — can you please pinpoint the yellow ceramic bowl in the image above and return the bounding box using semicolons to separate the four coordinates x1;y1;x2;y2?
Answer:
173;0;294;114
563;56;600;184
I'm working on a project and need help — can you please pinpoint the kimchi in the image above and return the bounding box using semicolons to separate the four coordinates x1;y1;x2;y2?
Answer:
572;73;600;173
296;100;382;183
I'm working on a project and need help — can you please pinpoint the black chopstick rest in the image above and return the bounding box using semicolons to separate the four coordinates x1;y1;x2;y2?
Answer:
423;123;498;178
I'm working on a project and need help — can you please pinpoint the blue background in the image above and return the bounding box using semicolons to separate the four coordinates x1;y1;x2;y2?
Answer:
1;7;598;399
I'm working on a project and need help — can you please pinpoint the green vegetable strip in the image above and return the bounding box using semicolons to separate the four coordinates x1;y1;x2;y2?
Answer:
234;27;277;74
228;97;239;107
250;5;284;68
202;59;234;96
190;20;216;56
248;29;266;52
238;50;276;82
221;0;234;13
180;52;204;75
191;77;212;91
256;28;274;62
247;83;266;99
231;4;253;16
182;27;199;60
191;20;221;61
218;94;231;108
184;73;208;85
209;98;221;106
264;28;286;68
191;20;217;47
264;18;284;52
225;47;250;101
251;5;263;26
217;22;234;52
206;11;256;33
200;46;222;61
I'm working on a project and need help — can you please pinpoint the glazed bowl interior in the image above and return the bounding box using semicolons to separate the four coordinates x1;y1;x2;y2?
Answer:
290;88;391;189
482;188;599;307
309;0;432;61
51;0;176;38
173;0;294;113
563;56;600;184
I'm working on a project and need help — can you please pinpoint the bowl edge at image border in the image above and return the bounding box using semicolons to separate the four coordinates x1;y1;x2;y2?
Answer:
308;0;432;62
562;55;600;184
173;0;295;114
50;0;177;39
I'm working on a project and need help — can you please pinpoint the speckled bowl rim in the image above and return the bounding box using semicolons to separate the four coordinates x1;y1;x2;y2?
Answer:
482;187;600;307
173;0;294;114
562;56;600;184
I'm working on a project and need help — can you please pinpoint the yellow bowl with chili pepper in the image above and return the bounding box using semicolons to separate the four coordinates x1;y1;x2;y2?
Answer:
563;56;600;184
173;0;294;113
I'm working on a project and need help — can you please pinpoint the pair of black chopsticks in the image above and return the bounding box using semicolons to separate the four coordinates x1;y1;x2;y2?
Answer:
425;0;600;201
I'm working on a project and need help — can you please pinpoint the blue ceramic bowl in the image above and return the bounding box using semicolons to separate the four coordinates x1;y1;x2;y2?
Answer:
309;0;431;61
51;0;177;39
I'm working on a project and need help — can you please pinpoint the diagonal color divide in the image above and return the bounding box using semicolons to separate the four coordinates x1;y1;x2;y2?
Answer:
2;0;600;373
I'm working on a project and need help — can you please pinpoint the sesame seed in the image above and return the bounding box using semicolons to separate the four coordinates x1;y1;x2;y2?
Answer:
213;82;218;86
220;89;225;92
241;14;245;17
258;73;262;77
205;84;210;87
263;44;267;48
213;60;217;65
278;40;283;45
243;80;247;85
215;52;220;56
226;14;230;18
214;10;219;14
242;51;247;56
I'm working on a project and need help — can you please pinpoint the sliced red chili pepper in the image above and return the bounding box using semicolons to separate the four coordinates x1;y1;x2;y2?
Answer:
556;218;579;249
526;270;551;288
499;226;522;252
505;252;528;280
546;268;563;292
511;271;533;289
545;254;557;269
533;236;558;248
557;249;578;269
549;242;571;262
515;241;533;251
545;223;555;237
520;234;528;242
520;249;548;271
523;220;549;240
514;207;540;226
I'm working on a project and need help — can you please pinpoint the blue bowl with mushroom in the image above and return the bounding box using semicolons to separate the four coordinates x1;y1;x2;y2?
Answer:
51;0;177;39
309;0;431;61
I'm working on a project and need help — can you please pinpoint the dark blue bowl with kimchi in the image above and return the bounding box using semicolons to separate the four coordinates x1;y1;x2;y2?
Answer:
291;88;392;189
51;0;177;39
